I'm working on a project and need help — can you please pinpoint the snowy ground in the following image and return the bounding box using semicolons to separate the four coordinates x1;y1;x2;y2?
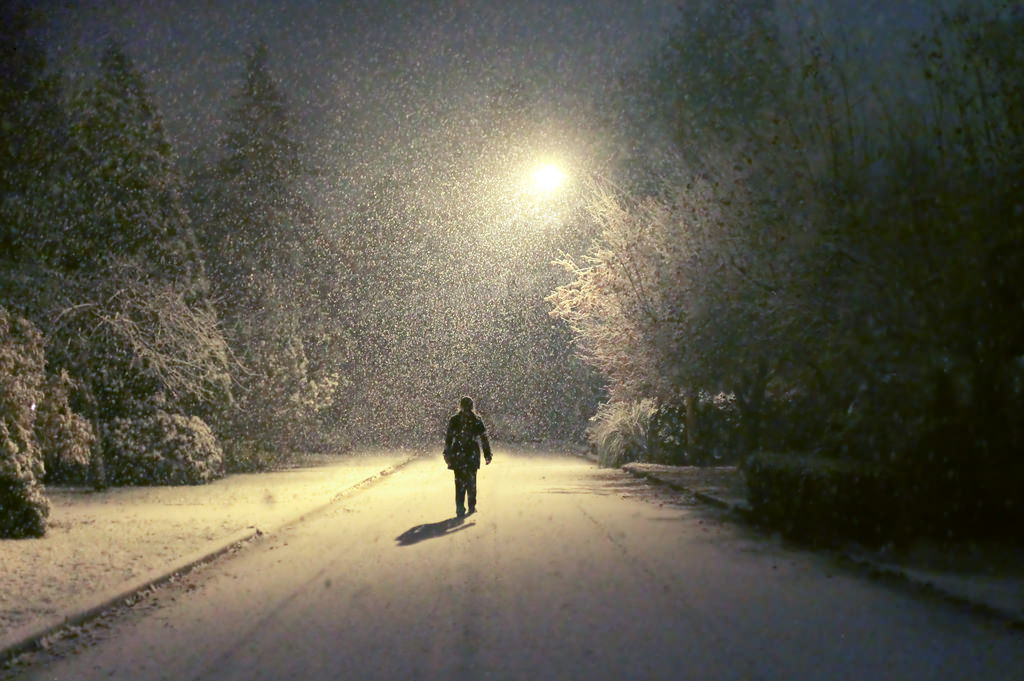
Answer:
0;451;412;638
622;463;1024;623
3;449;1021;655
6;451;1024;681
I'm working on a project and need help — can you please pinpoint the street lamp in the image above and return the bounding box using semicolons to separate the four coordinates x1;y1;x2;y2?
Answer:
531;163;567;194
480;157;575;244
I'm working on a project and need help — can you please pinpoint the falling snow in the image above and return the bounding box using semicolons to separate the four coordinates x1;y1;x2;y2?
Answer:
3;0;1023;543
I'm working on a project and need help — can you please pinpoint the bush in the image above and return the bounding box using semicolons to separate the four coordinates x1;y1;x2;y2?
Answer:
36;370;95;484
105;407;224;486
220;438;291;474
587;399;656;468
646;403;685;465
648;393;744;465
0;307;50;538
743;452;906;546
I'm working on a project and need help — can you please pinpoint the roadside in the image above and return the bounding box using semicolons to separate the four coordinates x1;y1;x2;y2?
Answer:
3;448;1019;666
621;461;1024;626
0;450;417;659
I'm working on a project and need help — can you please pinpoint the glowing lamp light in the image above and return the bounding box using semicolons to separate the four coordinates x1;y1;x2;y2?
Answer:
532;163;566;193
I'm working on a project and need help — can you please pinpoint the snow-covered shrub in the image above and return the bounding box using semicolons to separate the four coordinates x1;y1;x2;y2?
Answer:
220;439;290;474
587;399;656;468
0;307;50;538
36;369;95;484
105;407;224;486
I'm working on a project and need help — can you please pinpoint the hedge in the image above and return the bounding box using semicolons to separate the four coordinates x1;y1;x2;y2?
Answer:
743;452;907;546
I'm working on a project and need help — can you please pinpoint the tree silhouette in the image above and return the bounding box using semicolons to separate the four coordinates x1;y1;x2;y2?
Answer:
191;40;340;459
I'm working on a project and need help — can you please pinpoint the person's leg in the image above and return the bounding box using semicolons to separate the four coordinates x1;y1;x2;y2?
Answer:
454;470;467;517
466;469;477;513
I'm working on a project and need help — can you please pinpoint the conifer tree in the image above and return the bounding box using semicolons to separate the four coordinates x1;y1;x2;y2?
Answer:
45;41;230;485
0;2;68;270
192;40;340;458
64;41;203;285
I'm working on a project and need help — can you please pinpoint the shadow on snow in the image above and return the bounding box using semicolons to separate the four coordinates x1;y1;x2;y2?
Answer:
395;517;475;546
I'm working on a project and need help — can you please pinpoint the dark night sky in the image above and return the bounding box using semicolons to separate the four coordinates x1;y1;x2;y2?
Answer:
37;1;681;159
31;0;948;217
19;0;972;432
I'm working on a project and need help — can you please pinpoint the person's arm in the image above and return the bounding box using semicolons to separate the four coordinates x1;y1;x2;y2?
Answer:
444;417;455;457
481;428;493;464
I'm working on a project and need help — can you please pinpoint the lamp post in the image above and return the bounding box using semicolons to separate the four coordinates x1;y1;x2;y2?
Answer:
531;163;567;194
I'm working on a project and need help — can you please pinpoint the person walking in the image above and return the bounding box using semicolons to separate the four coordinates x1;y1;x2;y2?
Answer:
444;396;492;518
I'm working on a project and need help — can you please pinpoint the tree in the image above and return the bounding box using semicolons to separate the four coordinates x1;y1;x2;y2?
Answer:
549;159;806;456
191;41;341;458
0;6;99;494
29;41;231;485
579;0;822;454
623;0;788;181
0;1;69;267
61;43;197;278
57;40;227;401
197;40;306;310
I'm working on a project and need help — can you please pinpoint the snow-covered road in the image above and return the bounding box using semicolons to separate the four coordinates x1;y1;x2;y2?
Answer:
14;451;1023;680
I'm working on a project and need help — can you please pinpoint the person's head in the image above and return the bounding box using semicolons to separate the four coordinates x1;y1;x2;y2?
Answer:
459;396;474;412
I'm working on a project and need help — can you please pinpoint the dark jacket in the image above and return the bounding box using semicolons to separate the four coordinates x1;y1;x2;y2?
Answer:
444;409;492;470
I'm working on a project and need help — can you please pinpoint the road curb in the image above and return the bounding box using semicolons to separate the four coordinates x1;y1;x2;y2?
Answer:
621;464;751;517
836;552;1024;628
621;464;1024;629
263;454;417;534
0;455;417;663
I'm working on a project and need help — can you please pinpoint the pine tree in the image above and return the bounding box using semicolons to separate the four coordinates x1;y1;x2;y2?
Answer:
48;42;230;473
63;41;204;287
0;6;99;500
192;40;340;458
0;1;69;270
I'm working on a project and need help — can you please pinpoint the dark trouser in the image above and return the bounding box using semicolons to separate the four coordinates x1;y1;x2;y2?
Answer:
453;467;477;514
